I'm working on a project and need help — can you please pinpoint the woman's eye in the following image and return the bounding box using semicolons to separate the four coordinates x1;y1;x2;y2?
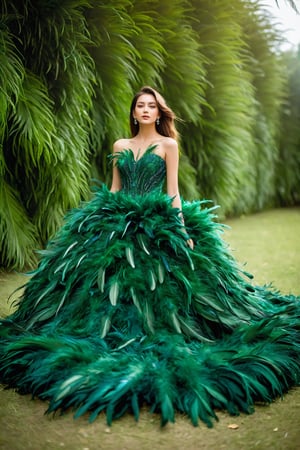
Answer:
136;104;156;108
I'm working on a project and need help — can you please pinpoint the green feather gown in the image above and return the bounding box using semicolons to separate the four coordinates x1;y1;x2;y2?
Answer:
0;145;299;427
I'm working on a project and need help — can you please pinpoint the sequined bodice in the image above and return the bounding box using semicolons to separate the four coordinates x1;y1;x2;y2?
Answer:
115;145;166;194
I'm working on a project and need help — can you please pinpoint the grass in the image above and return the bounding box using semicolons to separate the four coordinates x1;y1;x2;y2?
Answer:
0;207;300;450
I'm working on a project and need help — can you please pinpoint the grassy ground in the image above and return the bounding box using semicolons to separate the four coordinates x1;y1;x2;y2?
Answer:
0;207;300;450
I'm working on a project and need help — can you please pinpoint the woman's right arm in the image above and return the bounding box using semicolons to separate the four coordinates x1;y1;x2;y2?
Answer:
109;140;123;192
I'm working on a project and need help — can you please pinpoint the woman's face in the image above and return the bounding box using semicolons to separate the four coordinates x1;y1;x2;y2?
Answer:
134;94;160;125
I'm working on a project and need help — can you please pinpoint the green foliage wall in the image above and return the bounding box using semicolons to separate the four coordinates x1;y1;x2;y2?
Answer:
276;49;300;204
0;0;95;268
0;0;299;269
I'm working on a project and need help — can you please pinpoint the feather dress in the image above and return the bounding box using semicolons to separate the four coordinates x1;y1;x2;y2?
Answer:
0;145;299;427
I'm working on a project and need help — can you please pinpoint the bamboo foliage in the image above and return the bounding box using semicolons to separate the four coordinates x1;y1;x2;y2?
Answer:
183;0;257;215
126;0;167;90
25;0;95;240
283;0;299;13
0;0;95;267
241;1;286;211
0;21;39;268
0;23;23;142
129;0;208;199
152;0;207;122
276;48;300;204
0;0;299;270
85;1;138;178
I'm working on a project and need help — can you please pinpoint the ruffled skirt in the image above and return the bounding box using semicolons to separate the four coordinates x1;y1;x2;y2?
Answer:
0;186;299;426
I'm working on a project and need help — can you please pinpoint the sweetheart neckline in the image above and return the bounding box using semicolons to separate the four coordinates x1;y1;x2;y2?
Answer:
133;150;165;164
122;145;165;164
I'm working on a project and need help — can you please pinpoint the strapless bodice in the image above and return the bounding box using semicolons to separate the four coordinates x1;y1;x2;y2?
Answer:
113;145;166;195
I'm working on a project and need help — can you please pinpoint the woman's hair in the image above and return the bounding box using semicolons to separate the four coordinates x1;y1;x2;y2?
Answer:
129;86;178;140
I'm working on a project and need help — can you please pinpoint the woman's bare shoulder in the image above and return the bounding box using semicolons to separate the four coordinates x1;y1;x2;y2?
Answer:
165;137;178;148
159;136;178;150
159;137;178;158
113;138;132;152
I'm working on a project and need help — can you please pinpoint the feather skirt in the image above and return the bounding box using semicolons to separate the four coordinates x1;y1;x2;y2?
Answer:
0;185;299;426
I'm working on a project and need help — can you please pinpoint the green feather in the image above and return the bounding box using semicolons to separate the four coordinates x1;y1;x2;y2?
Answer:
148;269;156;291
100;316;111;338
170;312;182;334
130;287;142;313
109;281;119;306
75;254;87;269
157;261;165;284
62;241;78;258
137;234;150;255
125;246;135;268
97;267;106;293
131;393;140;421
121;221;132;238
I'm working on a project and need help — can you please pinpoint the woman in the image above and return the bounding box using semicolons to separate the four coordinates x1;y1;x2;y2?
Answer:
0;86;299;427
111;86;193;248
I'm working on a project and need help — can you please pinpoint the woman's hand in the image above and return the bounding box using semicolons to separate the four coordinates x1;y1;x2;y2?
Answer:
187;238;194;250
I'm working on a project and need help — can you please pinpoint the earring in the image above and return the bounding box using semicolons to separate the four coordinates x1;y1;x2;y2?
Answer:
156;118;160;125
134;118;137;125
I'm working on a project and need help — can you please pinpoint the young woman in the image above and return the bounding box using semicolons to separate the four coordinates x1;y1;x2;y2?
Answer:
110;86;193;249
0;86;299;427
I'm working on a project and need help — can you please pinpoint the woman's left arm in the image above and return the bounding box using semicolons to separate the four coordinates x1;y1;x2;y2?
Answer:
165;139;194;249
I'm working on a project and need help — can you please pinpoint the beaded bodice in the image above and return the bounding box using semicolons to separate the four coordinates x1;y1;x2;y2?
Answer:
114;145;166;194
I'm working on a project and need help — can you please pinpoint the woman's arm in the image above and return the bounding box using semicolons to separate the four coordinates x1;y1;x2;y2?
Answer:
109;140;123;192
165;139;194;249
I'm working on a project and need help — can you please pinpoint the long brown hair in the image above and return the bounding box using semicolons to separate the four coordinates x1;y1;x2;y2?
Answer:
129;86;178;140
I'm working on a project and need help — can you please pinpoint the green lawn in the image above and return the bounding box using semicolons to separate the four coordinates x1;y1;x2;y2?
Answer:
0;207;299;450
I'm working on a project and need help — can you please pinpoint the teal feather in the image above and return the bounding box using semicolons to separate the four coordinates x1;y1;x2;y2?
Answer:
148;269;156;291
143;298;155;333
130;287;142;313
131;392;140;421
125;246;135;268
62;241;78;258
157;261;165;284
109;231;116;241
100;316;111;338
161;254;171;272
170;312;182;334
97;267;106;293
109;281;119;306
75;254;87;269
54;375;85;401
54;261;67;274
177;317;214;342
137;233;150;255
55;291;68;316
121;220;132;238
25;307;57;329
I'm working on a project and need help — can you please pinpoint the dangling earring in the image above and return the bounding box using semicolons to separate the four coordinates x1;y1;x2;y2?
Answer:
156;118;160;126
134;118;137;125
